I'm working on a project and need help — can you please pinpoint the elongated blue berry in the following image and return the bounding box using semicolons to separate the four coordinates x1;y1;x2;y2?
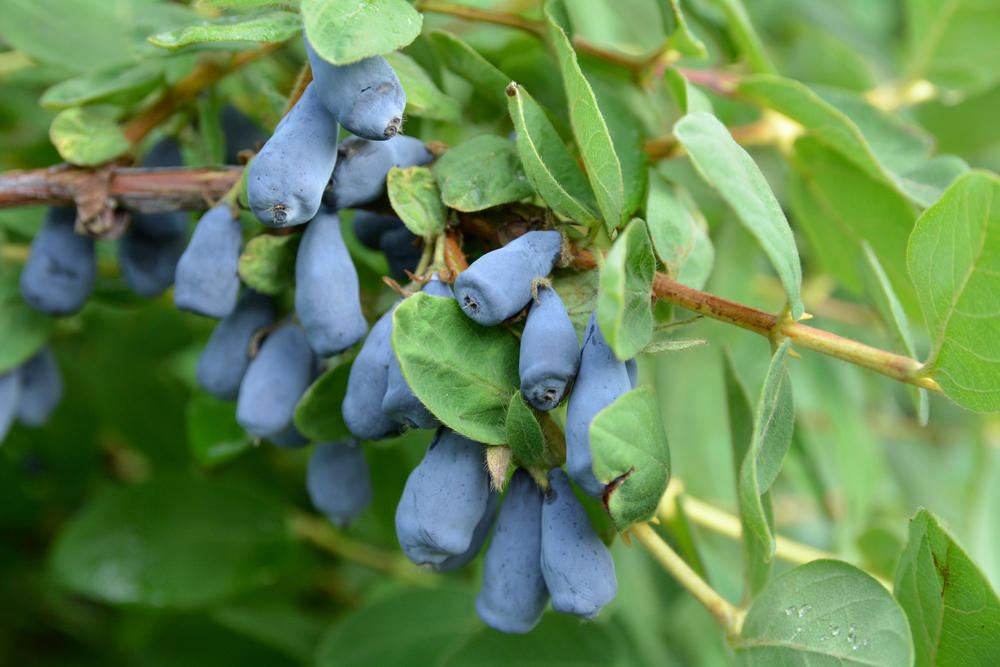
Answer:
174;204;243;318
540;468;617;619
352;211;402;249
0;368;20;443
454;231;562;326
325;135;434;210
119;209;187;298
248;83;339;228
197;290;275;400
236;323;316;438
564;313;630;498
475;468;549;633
434;489;498;573
395;428;491;567
305;37;405;141
382;277;453;430
307;439;373;527
15;347;62;427
295;211;367;357
295;212;368;357
20;207;96;316
519;287;580;410
342;302;402;440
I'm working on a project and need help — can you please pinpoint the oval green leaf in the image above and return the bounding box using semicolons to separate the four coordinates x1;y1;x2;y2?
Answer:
238;232;301;295
49;105;130;167
505;390;545;466
294;363;352;443
589;386;671;531
392;293;520;445
546;0;625;232
506;82;600;227
646;171;714;289
302;0;422;64
674;111;803;318
738;339;794;563
41;60;167;110
386;166;446;241
597;218;655;360
431;135;534;212
736;559;914;665
907;171;1000;412
894;509;1000;666
149;11;301;49
49;475;302;609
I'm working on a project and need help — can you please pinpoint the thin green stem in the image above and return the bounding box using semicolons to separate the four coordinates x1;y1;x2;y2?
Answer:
290;513;434;586
631;522;745;636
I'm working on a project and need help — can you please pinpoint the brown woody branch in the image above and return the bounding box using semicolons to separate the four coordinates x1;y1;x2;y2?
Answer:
0;165;940;394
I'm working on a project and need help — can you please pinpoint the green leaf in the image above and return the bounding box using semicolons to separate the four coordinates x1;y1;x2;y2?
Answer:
506;82;600;226
186;394;252;467
905;0;1000;98
49;475;301;609
589;75;648;221
736;560;914;665
149;11;301;50
315;587;479;665
738;76;966;207
787;136;918;310
546;0;626;232
427;30;510;104
301;0;422;64
0;0;186;72
674;112;803;318
392;293;520;445
40;60;167;110
660;0;708;58
238;233;300;296
907;171;1000;412
383;52;462;122
386;166;446;241
894;509;1000;665
738;339;794;563
49;106;130;167
645;171;714;289
598;218;655;360
293;363;352;443
504;390;545;467
431;135;534;212
859;241;928;424
0;267;53;375
723;350;772;598
705;0;775;74
589;387;671;531
664;68;713;115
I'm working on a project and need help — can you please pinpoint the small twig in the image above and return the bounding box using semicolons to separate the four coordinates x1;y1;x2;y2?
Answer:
414;0;546;39
631;522;744;636
658;479;893;590
289;513;434;586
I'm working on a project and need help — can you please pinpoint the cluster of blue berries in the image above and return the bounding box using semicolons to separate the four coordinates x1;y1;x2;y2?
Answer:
6;31;642;637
